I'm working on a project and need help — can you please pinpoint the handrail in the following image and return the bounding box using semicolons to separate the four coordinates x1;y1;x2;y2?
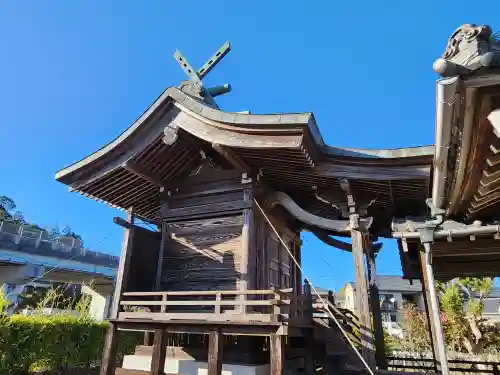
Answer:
122;289;282;297
118;289;313;324
387;356;500;374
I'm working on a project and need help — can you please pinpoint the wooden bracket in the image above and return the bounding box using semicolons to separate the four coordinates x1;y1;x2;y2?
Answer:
122;161;163;187
212;143;250;172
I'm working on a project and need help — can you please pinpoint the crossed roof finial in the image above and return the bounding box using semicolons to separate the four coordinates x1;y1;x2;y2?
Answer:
174;41;232;108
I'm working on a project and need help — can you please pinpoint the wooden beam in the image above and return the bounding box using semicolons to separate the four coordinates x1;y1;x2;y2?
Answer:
351;228;375;368
270;334;284;375
239;188;253;311
310;227;383;253
268;191;372;233
123;161;163;187
99;323;119;375
101;209;135;375
208;329;224;375
420;244;449;375
212;143;250;171
366;246;387;370
113;216;157;231
419;260;438;373
342;179;375;368
150;329;167;375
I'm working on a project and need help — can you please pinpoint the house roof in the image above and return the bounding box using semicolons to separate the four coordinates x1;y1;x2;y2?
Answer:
489;287;500;298
483;298;500;315
348;275;422;293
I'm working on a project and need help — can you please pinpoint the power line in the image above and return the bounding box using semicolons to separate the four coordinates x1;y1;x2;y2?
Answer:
254;198;375;375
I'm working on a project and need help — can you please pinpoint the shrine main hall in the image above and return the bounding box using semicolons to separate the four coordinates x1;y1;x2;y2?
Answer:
56;23;500;375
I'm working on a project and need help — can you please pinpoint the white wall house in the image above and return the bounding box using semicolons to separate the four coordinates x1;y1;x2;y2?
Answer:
341;275;500;336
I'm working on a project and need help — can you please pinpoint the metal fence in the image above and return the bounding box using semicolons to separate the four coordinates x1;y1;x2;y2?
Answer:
0;221;119;268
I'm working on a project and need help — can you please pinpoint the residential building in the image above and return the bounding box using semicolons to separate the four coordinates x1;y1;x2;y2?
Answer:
342;275;500;328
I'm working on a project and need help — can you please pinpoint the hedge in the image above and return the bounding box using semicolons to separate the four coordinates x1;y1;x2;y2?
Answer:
0;314;141;374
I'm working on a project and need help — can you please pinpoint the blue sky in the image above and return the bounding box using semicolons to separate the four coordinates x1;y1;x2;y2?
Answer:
1;1;498;291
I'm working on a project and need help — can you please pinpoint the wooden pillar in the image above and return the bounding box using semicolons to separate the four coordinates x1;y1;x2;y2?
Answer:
420;243;449;375
420;265;438;373
208;329;223;375
270;334;284;375
350;226;375;368
100;323;119;375
295;239;303;296
109;208;135;319
144;221;167;346
240;185;253;312
366;244;387;370
340;180;375;368
303;329;317;375
100;208;135;375
150;329;167;375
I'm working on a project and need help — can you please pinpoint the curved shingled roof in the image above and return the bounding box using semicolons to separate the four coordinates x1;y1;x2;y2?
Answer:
55;87;433;236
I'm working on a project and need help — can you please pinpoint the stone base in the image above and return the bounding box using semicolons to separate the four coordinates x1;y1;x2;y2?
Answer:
122;354;269;375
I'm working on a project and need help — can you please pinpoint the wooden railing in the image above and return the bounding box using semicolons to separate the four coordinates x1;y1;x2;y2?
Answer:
118;288;313;324
312;297;361;346
387;356;500;375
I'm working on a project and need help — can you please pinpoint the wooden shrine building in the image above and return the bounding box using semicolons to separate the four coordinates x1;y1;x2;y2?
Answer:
55;24;500;375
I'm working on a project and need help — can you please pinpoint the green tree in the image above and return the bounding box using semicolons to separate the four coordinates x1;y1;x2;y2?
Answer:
440;277;499;354
61;226;84;246
0;195;16;218
397;277;500;355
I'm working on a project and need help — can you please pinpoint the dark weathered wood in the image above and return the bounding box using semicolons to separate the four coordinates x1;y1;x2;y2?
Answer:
150;329;167;375
419;266;438;372
162;215;243;292
208;329;223;375
419;250;439;373
366;246;387;370
270;334;284;375
303;328;317;375
350;226;375;368
123;161;163;187
212;143;250;171
239;187;253;310
420;245;449;375
110;209;135;319
161;200;251;222
100;323;119;375
155;222;167;292
127;226;162;294
143;331;154;346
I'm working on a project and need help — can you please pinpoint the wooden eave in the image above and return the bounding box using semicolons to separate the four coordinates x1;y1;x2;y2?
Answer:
398;237;500;281
442;72;500;222
55;87;433;230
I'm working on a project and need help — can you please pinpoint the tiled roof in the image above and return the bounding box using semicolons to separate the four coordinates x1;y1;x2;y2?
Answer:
349;275;422;293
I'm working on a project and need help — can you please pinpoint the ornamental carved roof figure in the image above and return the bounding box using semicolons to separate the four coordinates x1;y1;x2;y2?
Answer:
433;24;500;77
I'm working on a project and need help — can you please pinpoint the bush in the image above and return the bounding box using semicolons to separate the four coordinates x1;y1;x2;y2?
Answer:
0;314;140;374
